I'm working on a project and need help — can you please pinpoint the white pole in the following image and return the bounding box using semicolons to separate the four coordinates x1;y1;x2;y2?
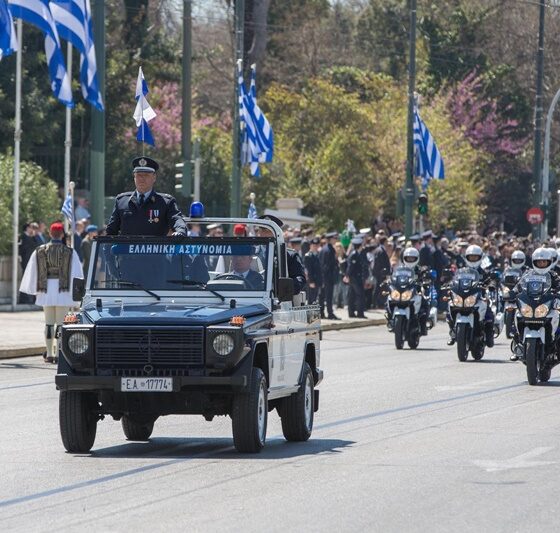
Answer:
11;19;23;312
194;137;201;202
542;86;560;239
64;42;72;238
69;181;75;249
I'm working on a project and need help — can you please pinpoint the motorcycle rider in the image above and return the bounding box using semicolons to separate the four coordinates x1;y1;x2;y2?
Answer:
531;247;560;290
510;250;527;271
447;244;496;347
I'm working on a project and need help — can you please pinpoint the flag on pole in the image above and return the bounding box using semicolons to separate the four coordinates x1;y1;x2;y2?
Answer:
247;201;257;219
238;61;273;178
61;193;75;231
413;108;445;189
9;0;74;107
50;0;104;110
0;0;18;60
133;66;156;146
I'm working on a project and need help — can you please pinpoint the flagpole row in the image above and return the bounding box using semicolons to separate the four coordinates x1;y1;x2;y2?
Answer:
11;19;23;311
64;42;73;238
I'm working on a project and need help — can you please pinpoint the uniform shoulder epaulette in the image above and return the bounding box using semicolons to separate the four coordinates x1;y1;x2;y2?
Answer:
158;192;174;199
116;191;134;199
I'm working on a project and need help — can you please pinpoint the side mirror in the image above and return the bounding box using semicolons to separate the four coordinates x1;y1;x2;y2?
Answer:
72;278;86;302
277;277;294;302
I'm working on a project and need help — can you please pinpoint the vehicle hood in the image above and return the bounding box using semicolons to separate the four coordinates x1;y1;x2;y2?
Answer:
83;302;269;326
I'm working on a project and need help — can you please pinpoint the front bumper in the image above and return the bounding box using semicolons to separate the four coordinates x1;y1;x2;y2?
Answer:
55;373;248;392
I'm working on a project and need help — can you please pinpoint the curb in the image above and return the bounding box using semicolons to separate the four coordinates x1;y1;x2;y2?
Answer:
0;346;44;360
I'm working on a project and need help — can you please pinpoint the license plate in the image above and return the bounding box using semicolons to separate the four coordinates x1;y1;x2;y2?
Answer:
121;377;173;392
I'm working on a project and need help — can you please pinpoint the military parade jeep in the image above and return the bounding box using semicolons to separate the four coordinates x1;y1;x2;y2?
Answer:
56;214;322;453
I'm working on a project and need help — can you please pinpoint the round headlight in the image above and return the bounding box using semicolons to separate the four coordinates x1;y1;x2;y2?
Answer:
520;304;533;318
534;304;549;318
401;290;413;301
464;295;477;307
213;334;235;356
68;332;89;355
452;293;463;306
390;289;401;301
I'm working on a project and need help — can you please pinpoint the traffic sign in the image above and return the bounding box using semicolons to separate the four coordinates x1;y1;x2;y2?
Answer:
526;207;544;225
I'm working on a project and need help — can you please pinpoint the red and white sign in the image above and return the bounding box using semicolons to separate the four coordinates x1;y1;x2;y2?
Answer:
526;207;544;225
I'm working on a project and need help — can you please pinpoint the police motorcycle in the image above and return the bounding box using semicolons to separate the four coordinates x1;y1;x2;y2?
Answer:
502;251;526;339
513;248;560;385
445;245;496;362
384;248;436;350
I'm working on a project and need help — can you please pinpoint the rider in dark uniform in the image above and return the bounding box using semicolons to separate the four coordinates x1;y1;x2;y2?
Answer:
304;237;322;304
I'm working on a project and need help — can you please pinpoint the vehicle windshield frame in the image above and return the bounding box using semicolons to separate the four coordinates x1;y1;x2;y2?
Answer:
88;235;275;296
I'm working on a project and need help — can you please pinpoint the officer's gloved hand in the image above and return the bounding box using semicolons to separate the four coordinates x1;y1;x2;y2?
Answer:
171;232;184;237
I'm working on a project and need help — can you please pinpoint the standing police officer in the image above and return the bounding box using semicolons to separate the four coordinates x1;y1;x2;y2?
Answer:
106;157;187;236
304;237;322;304
345;237;368;318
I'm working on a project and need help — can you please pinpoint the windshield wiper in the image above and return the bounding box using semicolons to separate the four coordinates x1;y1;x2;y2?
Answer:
166;279;225;302
96;280;161;301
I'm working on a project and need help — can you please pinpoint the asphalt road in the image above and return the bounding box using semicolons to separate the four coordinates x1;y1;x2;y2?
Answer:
1;324;560;532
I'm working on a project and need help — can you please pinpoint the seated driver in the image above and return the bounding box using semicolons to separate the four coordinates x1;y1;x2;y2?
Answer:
230;255;264;290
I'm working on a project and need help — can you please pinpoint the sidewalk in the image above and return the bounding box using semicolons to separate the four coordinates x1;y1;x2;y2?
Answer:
0;307;387;360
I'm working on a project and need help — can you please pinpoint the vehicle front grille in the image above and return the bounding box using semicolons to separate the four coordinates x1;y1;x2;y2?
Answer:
96;326;204;372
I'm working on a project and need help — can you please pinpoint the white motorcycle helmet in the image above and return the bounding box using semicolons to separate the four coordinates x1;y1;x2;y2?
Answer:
510;250;526;269
402;247;420;269
532;247;554;275
465;245;483;269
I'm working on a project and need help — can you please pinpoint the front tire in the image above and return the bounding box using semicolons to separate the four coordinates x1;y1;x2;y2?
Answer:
505;311;514;339
280;363;314;442
456;323;469;362
525;338;539;386
232;367;268;453
59;391;98;453
394;315;406;350
122;416;154;441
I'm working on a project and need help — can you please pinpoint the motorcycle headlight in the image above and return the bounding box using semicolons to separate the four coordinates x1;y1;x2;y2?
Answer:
68;332;89;355
520;304;533;318
390;289;401;301
464;295;477;307
400;290;413;302
534;304;549;318
212;333;235;356
452;293;463;306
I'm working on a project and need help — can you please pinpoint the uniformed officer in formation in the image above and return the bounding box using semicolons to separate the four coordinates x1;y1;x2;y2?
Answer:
106;157;187;236
345;237;368;318
304;237;322;304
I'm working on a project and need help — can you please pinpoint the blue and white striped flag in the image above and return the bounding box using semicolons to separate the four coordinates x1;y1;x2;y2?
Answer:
247;201;257;220
9;0;74;107
61;193;75;231
413;108;444;189
238;61;273;178
50;0;104;110
0;0;18;60
133;66;156;146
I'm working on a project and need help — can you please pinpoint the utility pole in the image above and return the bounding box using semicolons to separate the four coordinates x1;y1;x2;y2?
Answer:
181;0;193;203
533;0;545;239
541;86;560;238
404;0;417;238
89;0;105;226
230;0;244;218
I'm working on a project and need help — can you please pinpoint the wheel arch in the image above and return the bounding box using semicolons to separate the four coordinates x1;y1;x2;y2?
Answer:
252;341;270;385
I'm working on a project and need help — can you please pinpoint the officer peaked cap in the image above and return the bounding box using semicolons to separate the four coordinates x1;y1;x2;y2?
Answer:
132;156;159;173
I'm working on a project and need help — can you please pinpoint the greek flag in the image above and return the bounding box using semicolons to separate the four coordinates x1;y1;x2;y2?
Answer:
61;193;75;231
9;0;74;107
50;0;104;110
133;66;156;146
414;108;444;189
238;61;273;178
247;201;257;219
0;0;18;60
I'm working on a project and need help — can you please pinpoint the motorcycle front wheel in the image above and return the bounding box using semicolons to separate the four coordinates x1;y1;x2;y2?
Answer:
505;311;514;339
456;323;470;362
525;338;540;386
394;315;406;350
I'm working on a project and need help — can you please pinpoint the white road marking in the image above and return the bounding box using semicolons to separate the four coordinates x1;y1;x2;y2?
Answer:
473;447;556;472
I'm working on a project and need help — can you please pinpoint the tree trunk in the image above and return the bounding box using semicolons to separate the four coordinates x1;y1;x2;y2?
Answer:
246;0;270;68
123;0;149;51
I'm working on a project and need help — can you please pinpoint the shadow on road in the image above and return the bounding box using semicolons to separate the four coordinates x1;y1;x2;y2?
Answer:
90;436;354;460
0;361;54;371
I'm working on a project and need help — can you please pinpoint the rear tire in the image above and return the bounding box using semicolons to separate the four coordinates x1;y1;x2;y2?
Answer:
122;416;154;441
539;367;551;383
456;323;469;362
280;363;314;442
407;328;420;350
394;315;406;350
471;335;485;361
525;338;539;386
59;391;98;453
232;367;268;453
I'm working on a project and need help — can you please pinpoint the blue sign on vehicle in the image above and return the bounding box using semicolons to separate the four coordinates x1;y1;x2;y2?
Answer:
111;244;256;256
